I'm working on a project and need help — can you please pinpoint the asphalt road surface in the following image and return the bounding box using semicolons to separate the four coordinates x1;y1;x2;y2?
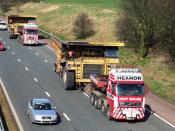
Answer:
0;30;174;131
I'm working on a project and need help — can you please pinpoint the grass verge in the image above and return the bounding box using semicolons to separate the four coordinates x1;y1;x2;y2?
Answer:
0;84;18;131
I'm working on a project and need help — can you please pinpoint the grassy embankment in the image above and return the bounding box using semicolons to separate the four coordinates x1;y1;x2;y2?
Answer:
0;85;18;131
6;0;175;104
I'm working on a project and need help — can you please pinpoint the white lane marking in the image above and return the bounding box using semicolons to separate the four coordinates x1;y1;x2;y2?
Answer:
46;45;54;51
63;113;71;121
12;52;15;55
44;60;48;63
3;42;6;44
146;108;175;128
25;67;29;71
83;92;90;97
0;78;24;131
35;52;39;55
33;78;38;82
17;59;21;62
45;91;51;97
7;46;10;49
29;47;32;50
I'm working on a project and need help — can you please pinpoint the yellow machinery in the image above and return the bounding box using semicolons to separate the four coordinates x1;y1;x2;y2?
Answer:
7;15;37;39
50;37;125;89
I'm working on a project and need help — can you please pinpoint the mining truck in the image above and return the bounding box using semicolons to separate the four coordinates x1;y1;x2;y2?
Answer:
50;38;124;90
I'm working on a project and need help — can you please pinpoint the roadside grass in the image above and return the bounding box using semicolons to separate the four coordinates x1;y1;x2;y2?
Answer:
0;85;18;131
9;2;118;41
120;48;175;104
44;0;120;8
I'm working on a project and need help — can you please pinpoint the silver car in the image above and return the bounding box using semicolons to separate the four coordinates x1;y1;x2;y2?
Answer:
27;98;58;124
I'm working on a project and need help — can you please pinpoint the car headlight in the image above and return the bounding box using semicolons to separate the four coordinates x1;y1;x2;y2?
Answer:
52;115;57;119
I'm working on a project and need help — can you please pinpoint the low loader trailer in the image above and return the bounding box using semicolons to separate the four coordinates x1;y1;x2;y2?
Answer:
89;68;148;121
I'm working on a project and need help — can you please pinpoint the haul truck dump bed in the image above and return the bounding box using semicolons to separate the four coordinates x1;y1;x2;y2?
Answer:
50;38;124;90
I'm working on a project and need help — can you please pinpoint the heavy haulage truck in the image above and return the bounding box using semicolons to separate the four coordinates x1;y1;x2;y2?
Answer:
50;38;125;90
89;68;147;121
19;23;39;45
7;15;37;39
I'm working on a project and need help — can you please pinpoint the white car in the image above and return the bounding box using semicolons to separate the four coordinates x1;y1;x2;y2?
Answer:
27;98;58;124
0;21;7;30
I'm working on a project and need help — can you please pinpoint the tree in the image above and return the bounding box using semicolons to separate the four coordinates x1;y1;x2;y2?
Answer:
158;0;175;60
0;0;11;12
73;12;95;39
116;0;159;58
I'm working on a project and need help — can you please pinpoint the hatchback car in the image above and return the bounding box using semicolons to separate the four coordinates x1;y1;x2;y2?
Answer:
0;21;7;30
27;98;58;124
0;41;6;51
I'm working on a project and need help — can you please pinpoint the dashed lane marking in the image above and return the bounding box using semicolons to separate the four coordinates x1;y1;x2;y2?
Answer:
25;67;29;71
29;47;32;50
33;78;38;82
17;59;21;62
7;46;10;49
12;52;15;55
35;52;39;55
45;91;51;97
63;113;71;121
44;60;48;63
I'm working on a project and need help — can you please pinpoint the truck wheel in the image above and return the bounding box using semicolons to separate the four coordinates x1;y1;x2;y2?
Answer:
94;97;99;109
101;103;105;115
106;106;112;120
90;93;95;105
54;63;57;72
63;70;75;90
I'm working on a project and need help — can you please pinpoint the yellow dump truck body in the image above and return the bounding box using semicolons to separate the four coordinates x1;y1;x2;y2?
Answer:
51;38;124;89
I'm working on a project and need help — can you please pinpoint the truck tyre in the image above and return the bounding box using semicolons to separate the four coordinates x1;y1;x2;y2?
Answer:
54;63;57;72
106;106;112;120
94;97;99;109
90;93;95;105
63;70;75;90
101;102;105;115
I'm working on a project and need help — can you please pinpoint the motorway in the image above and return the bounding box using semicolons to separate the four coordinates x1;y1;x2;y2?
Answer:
0;30;174;131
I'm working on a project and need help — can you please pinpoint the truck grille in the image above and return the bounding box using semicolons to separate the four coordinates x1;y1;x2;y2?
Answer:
118;102;142;107
83;64;103;79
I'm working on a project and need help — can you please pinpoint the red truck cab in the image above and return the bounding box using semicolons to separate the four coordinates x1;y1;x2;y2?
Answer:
22;23;38;45
90;68;147;121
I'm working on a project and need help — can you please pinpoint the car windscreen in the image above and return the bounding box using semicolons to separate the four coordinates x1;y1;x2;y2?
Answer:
34;103;52;110
117;84;145;96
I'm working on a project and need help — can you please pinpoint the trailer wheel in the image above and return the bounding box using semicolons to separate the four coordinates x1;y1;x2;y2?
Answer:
94;97;99;109
63;70;75;90
90;93;95;105
101;103;105;115
106;106;112;120
54;63;57;72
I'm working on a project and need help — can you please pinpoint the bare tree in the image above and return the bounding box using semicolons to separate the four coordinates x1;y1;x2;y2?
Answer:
116;0;159;58
73;12;95;39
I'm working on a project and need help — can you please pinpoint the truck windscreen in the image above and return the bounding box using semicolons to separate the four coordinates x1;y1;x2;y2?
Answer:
25;29;38;35
104;48;118;58
117;84;144;96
